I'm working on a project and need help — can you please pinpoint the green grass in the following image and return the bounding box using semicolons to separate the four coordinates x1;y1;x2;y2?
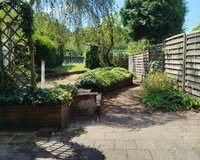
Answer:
46;63;87;73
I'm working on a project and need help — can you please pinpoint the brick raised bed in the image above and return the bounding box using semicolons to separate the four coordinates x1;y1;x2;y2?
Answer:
71;92;100;116
0;104;71;129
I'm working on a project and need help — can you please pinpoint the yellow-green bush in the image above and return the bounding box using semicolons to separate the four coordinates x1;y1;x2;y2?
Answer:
75;67;133;92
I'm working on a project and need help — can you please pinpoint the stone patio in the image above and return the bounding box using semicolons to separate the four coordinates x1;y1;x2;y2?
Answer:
1;86;200;160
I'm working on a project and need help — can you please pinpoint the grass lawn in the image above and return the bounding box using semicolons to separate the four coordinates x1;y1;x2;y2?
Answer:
46;63;87;73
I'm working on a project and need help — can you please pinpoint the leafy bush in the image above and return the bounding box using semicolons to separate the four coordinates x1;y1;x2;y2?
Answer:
76;67;133;92
141;73;200;111
34;34;57;68
0;85;77;107
142;91;200;111
111;50;128;69
141;72;177;96
84;45;101;69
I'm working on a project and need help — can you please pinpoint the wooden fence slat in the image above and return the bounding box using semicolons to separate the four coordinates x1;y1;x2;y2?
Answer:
165;44;184;50
187;37;200;44
165;38;184;45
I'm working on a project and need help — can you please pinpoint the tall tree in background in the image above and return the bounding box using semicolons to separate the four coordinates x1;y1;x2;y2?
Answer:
120;0;187;43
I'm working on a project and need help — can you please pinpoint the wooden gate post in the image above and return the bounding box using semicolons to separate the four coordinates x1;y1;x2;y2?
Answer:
182;33;187;91
0;20;3;84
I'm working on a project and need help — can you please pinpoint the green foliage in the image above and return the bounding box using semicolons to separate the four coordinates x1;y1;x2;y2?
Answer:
76;67;133;92
127;39;150;55
84;45;101;69
141;73;200;111
0;85;78;107
111;50;128;68
0;0;34;37
142;91;200;111
141;72;177;96
149;61;162;73
56;45;65;66
20;1;34;37
69;13;128;57
121;0;187;43
33;34;57;68
193;24;200;31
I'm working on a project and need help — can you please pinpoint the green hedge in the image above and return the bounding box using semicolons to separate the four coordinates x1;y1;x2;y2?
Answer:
34;34;57;68
75;67;133;92
0;85;77;107
84;45;101;69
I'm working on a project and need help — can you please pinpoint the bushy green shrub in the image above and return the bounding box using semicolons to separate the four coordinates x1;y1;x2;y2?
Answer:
84;45;101;69
142;91;200;111
111;50;128;69
76;67;133;92
141;72;200;111
0;85;77;107
141;72;177;96
34;34;57;68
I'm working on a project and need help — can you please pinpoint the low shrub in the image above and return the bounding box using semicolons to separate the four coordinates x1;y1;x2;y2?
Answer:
0;85;77;107
142;91;200;111
34;34;57;68
75;67;133;92
141;72;177;96
141;72;200;111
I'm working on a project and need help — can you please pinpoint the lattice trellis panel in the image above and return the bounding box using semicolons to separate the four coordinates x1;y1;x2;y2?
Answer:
0;1;35;88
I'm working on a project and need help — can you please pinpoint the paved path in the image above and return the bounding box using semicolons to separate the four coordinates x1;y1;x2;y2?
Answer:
1;86;200;160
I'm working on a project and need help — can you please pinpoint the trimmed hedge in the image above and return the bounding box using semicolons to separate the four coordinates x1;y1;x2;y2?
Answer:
0;85;77;107
84;45;101;69
34;34;57;68
75;67;133;92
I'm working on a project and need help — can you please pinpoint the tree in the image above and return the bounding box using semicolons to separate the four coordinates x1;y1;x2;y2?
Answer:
120;0;187;43
70;13;128;65
193;24;200;31
29;0;115;28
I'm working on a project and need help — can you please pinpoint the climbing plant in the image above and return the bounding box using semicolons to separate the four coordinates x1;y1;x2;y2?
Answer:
0;0;36;88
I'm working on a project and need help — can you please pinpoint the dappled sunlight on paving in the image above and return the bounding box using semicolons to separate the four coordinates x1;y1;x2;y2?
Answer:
1;85;200;159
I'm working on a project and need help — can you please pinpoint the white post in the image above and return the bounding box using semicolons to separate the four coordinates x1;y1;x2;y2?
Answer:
41;60;45;87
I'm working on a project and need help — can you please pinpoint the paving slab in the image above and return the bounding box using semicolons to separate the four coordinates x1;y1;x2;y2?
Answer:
1;86;200;160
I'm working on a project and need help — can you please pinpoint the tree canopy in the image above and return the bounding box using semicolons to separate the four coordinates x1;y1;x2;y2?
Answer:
120;0;187;43
29;0;115;28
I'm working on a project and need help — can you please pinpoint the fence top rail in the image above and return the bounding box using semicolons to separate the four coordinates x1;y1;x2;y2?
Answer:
132;50;149;55
165;33;185;42
186;30;200;36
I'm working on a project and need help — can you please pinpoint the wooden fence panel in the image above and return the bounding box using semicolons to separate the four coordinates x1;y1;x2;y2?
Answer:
128;31;200;98
128;52;149;78
185;31;200;97
164;33;185;88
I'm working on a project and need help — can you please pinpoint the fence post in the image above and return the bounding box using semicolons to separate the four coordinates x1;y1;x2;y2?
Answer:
0;20;3;84
182;33;187;91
